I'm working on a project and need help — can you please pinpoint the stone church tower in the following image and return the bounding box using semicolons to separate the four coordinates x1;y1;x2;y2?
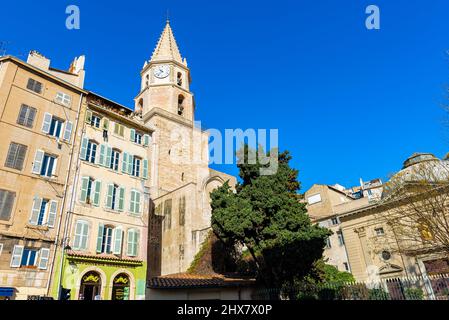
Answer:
136;21;236;276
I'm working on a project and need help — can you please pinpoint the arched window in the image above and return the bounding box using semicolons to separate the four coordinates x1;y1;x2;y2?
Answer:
112;273;130;300
79;271;102;300
178;95;185;116
177;72;183;86
145;74;149;87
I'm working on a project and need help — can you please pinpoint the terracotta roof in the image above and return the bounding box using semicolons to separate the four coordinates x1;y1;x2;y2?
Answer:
148;273;256;289
66;250;143;265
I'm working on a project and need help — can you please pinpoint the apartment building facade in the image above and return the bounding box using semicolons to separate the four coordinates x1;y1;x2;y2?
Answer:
0;52;85;300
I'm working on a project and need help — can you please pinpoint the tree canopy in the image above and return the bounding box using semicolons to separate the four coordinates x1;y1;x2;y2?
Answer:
210;145;330;287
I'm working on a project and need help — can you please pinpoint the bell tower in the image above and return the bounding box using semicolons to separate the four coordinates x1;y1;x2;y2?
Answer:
135;20;194;122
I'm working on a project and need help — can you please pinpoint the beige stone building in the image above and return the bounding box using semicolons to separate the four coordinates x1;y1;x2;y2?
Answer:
0;51;85;299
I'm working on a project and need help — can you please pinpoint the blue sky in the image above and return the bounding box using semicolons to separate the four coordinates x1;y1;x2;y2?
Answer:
1;0;449;191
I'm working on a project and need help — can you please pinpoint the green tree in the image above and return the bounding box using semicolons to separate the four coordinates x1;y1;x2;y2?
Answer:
210;145;330;288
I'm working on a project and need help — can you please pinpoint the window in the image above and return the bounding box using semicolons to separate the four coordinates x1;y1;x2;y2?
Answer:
132;157;141;177
110;149;120;171
42;113;65;138
40;153;57;177
129;190;141;214
21;248;38;267
307;193;321;205
55;92;72;106
0;189;15;221
73;220;89;250
17;104;37;128
86;140;98;163
100;226;113;254
5;142;27;170
10;246;49;269
80;177;101;206
127;229;140;257
367;189;373;196
381;250;391;261
331;217;339;225
177;72;183;86
29;197;57;227
113;123;125;137
163;199;172;231
375;227;385;236
337;231;345;246
325;238;331;248
343;263;350;272
178;95;185;116
90;114;101;128
179;196;186;226
26;78;43;94
106;184;124;211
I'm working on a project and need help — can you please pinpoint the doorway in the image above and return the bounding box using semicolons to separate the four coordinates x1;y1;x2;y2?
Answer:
79;271;102;300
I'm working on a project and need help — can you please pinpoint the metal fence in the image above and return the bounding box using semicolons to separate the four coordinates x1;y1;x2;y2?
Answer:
251;273;449;300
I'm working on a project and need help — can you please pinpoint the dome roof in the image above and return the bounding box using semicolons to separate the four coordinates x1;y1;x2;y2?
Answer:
402;153;439;169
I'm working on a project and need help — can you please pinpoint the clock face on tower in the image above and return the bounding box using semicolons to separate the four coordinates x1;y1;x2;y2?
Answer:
153;64;170;79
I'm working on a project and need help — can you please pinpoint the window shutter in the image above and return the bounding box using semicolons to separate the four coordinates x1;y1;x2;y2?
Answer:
47;200;57;227
112;227;123;254
106;146;112;168
63;121;73;142
130;129;136;142
129;190;135;213
80;137;88;160
29;196;42;225
143;159;149;180
98;144;106;166
106;184;114;209
85;110;92;124
102;118;109;130
96;224;104;253
81;222;89;250
10;245;24;267
122;153;128;173
41;112;52;134
127;229;135;256
143;134;150;147
73;221;83;249
135;191;141;214
93;180;101;207
134;229;140;257
120;125;124;137
0;190;15;221
38;248;50;269
128;155;133;175
79;177;89;202
51;157;58;176
118;187;125;212
32;150;44;174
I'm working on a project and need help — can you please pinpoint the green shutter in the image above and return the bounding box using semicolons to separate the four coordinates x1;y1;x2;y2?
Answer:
96;224;104;253
106;147;112;168
98;144;106;166
128;155;133;175
85;110;92;124
80;177;89;202
102;118;109;130
134;229;140;256
122;153;128;173
143;134;150;147
106;184;114;209
118;187;125;212
135;191;141;214
143;159;148;180
129;190;135;213
93;180;101;206
80;137;88;160
130;129;136;142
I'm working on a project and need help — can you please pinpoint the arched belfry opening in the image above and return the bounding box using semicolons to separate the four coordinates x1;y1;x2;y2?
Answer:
178;94;185;116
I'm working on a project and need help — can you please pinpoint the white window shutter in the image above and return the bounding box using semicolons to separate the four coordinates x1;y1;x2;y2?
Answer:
98;144;106;166
73;221;83;250
47;200;58;227
81;222;89;250
51;158;58;176
42;112;52;134
10;245;24;267
32;150;44;174
112;227;123;254
96;224;104;253
135;191;141;214
143;159;149;180
80;137;88;160
29;196;42;225
38;248;50;269
128;155;133;175
143;134;150;147
122;152;128;173
63;121;73;142
93;180;101;207
105;184;114;209
130;129;136;142
129;190;135;213
106;146;112;168
126;229;134;256
118;187;125;212
79;176;89;202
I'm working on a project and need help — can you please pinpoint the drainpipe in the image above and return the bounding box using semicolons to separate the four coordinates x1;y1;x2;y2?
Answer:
45;92;84;297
